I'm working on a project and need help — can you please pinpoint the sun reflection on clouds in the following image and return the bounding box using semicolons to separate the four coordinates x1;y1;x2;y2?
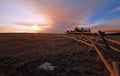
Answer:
12;14;53;33
1;0;120;33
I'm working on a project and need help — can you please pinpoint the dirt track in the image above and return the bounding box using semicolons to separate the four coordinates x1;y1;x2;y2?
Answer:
0;33;120;76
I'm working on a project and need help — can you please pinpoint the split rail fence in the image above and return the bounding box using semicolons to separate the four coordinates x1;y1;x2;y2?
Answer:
60;30;120;76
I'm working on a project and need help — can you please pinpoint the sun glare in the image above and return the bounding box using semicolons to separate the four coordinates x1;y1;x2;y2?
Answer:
32;25;40;30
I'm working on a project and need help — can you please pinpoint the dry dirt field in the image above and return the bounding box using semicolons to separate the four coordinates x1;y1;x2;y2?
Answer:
0;33;120;76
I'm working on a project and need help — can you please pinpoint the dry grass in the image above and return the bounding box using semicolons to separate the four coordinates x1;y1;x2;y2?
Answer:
0;33;120;76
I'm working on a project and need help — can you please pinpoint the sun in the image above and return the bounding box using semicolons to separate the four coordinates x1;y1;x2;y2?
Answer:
32;24;40;30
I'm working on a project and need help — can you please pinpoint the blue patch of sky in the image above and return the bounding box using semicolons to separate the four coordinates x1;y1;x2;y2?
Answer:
85;0;120;25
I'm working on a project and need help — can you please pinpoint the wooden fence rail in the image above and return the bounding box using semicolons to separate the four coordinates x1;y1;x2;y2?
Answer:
60;30;120;76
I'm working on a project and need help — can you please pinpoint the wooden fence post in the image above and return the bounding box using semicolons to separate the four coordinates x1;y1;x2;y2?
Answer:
98;30;110;50
112;61;120;76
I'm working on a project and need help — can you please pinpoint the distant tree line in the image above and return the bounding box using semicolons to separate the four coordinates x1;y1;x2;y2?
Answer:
66;27;91;33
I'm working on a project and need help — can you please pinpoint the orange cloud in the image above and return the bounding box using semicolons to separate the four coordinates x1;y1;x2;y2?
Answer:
0;25;33;33
0;26;22;32
21;0;102;32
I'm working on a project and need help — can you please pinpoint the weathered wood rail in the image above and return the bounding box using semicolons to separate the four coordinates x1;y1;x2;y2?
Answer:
60;30;120;76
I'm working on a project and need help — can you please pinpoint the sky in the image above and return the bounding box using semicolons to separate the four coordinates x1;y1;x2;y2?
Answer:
0;0;120;33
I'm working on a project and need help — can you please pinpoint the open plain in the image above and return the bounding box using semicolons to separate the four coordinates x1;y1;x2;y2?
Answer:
0;33;120;76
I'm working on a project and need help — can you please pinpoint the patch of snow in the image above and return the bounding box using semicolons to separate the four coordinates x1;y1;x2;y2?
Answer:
38;62;57;71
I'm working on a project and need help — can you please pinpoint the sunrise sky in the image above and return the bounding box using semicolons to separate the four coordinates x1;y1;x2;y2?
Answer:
0;0;120;33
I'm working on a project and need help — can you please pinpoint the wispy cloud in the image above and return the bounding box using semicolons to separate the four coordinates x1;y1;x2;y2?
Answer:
0;25;32;33
0;0;119;32
19;0;102;32
111;6;120;13
14;22;51;30
89;18;120;32
112;6;120;11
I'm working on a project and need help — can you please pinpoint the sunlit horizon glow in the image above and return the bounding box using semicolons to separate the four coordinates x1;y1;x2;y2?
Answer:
32;24;40;30
0;0;120;33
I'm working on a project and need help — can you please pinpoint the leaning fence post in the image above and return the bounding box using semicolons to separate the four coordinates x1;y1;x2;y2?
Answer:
81;31;116;76
112;61;120;76
98;30;110;51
